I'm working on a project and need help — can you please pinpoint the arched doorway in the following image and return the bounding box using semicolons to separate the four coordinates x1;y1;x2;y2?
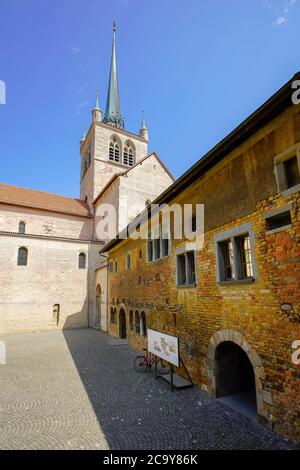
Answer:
95;285;101;328
215;341;257;417
119;309;126;339
207;329;267;421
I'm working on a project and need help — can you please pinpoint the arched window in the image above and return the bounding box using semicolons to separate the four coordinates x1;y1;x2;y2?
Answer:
140;312;147;337
78;252;86;269
129;310;134;331
17;247;28;266
123;141;135;166
109;136;121;163
135;311;140;334
19;221;25;234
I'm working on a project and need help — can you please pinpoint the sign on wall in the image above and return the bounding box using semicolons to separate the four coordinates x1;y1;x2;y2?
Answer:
147;329;179;367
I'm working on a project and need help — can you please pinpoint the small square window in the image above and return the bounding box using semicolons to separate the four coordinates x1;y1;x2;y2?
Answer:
266;210;291;231
284;157;300;189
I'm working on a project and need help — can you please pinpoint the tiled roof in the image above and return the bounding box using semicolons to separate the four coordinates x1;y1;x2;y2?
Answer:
0;183;91;218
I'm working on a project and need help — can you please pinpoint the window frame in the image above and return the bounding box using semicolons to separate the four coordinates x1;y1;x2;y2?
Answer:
214;222;257;285
19;221;26;234
176;249;197;287
123;141;135;167
109;136;121;163
147;224;170;263
264;203;293;235
17;246;28;266
78;252;86;270
274;143;300;197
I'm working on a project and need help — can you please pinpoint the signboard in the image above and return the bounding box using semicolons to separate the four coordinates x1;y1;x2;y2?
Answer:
147;329;179;367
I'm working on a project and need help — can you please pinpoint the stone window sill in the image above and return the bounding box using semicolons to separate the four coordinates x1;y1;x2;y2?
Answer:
218;277;255;286
280;184;300;198
177;283;197;289
266;224;292;235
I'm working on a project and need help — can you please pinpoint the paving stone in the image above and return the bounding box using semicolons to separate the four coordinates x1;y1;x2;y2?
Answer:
0;329;297;450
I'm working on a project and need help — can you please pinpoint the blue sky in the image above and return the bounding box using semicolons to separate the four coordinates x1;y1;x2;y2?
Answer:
0;0;299;198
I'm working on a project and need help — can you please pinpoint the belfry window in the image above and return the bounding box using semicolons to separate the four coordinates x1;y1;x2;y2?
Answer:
123;142;135;166
109;136;121;163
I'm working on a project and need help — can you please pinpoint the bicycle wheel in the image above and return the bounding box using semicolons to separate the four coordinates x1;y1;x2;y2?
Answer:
134;355;148;372
156;359;170;375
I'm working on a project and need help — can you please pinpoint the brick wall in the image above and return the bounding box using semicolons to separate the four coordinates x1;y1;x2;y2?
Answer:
106;104;300;442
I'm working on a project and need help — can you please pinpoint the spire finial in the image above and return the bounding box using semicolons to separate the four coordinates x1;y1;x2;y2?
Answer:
141;110;147;129
113;19;116;32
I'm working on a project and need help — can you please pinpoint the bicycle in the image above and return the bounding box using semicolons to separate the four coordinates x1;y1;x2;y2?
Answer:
134;349;170;374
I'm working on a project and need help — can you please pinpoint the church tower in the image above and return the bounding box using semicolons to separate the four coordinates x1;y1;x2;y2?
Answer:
80;21;149;208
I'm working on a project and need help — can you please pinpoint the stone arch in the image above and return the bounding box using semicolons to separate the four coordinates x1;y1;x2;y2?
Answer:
207;329;267;420
119;308;127;339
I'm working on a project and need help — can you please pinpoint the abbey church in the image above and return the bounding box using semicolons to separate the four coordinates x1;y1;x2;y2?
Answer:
0;24;174;333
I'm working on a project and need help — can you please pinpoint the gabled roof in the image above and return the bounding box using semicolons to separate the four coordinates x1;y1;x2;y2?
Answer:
0;183;91;218
93;151;175;205
101;71;300;254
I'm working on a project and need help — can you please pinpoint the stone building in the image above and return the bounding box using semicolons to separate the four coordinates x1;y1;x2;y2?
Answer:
102;72;300;442
0;23;174;333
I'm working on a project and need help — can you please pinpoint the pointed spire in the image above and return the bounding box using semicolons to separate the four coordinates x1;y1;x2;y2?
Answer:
94;88;100;110
140;110;147;129
139;110;148;141
104;20;124;129
92;89;102;123
81;124;86;142
80;123;86;149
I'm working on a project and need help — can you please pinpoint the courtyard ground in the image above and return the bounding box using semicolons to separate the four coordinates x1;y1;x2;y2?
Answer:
0;328;297;450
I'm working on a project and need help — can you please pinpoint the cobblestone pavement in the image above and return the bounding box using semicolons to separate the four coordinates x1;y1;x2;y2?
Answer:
0;328;298;450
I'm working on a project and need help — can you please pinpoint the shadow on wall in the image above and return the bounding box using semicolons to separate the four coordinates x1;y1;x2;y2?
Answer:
61;296;89;330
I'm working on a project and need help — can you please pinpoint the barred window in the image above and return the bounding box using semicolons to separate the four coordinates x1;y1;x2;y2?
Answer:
17;247;28;266
217;232;254;282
